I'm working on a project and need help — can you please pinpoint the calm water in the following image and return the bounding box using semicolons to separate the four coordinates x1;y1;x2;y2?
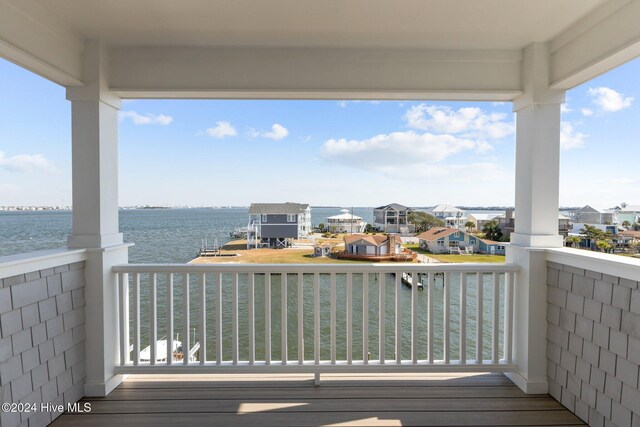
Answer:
0;207;375;261
1;208;505;363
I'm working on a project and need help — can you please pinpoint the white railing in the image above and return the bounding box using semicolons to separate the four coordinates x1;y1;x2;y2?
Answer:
112;263;518;374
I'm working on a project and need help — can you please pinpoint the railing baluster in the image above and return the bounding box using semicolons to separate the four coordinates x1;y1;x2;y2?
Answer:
265;273;272;365
443;272;450;364
167;273;174;365
428;272;434;364
297;273;304;365
118;273;128;365
411;272;418;364
183;273;190;366
505;272;514;364
330;273;337;364
346;273;353;365
363;273;369;365
459;273;467;365
379;272;385;364
248;273;255;365
133;273;140;366
314;273;320;365
199;273;206;365
281;273;287;365
492;272;499;364
215;272;222;365
150;273;157;365
476;272;483;364
395;271;401;364
232;272;238;365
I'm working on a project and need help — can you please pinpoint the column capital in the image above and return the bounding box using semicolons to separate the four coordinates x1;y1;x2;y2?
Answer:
66;39;121;110
513;42;565;112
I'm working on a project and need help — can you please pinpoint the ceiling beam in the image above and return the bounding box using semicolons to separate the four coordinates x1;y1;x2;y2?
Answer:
0;0;84;86
108;46;522;101
550;0;640;89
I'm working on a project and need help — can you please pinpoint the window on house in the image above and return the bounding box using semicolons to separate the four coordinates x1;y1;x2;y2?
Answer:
261;214;267;222
453;232;459;238
287;214;296;222
449;241;459;248
470;238;476;244
437;238;444;245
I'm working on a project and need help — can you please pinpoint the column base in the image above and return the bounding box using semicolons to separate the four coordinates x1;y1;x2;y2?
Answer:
505;372;548;394
68;233;124;249
84;374;127;397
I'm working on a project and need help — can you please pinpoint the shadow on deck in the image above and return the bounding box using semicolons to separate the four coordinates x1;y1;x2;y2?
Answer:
51;373;585;426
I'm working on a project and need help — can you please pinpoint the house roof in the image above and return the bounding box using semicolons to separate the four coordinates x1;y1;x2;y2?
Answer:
495;212;570;220
374;203;410;211
479;238;502;245
616;205;640;212
431;204;464;214
577;205;602;214
327;213;363;220
416;227;459;241
344;234;396;246
248;202;309;214
620;230;640;238
468;213;500;221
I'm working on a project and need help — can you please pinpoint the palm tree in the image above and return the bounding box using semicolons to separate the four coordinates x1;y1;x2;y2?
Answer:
622;220;631;229
464;220;475;233
565;236;581;248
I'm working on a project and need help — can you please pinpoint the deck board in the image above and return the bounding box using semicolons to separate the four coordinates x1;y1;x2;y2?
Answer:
51;373;586;426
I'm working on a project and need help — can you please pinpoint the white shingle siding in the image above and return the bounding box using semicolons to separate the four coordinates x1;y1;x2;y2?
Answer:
0;262;86;427
547;263;640;426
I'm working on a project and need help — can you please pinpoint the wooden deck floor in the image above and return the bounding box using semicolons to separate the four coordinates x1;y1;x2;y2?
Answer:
51;373;585;426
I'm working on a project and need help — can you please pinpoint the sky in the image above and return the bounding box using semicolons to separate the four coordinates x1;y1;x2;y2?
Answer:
0;56;639;209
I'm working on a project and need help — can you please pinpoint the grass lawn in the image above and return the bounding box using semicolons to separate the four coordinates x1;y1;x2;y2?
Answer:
427;254;506;263
191;247;367;264
403;243;506;263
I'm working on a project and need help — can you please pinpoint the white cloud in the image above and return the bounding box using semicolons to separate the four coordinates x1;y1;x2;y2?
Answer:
120;111;173;125
337;100;381;108
581;108;594;117
321;130;491;173
588;87;633;112
560;122;587;151
337;101;348;108
404;104;514;140
561;103;572;113
205;121;237;138
253;123;289;140
0;151;59;174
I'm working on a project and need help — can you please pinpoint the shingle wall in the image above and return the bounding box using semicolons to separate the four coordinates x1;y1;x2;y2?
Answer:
547;261;640;427
0;262;86;427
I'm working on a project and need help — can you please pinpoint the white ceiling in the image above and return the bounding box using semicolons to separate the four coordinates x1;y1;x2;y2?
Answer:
36;0;608;49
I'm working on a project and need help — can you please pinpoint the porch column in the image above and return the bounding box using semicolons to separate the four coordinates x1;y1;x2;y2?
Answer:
66;41;129;396
506;42;565;394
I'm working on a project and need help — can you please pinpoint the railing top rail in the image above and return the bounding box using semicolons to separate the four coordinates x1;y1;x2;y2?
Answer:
113;262;519;274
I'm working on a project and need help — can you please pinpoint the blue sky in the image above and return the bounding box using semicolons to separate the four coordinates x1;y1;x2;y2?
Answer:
1;56;639;208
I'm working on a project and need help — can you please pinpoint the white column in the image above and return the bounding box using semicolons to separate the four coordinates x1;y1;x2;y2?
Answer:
66;40;130;396
506;42;565;394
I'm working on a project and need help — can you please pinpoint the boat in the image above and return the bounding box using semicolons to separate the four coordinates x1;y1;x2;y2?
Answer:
230;227;247;238
139;335;200;363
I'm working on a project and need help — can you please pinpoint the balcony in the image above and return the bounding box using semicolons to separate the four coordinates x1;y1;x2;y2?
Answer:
2;1;640;426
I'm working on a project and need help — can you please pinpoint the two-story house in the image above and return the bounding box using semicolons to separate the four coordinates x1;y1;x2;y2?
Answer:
247;202;311;248
431;204;467;228
372;203;414;234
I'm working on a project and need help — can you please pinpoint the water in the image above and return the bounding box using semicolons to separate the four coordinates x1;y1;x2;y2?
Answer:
1;208;505;363
0;207;375;261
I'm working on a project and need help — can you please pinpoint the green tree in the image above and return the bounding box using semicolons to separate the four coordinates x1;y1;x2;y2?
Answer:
364;223;374;233
482;220;503;242
464;220;475;232
317;223;326;233
622;220;632;229
408;211;445;233
565;236;581;248
596;240;613;253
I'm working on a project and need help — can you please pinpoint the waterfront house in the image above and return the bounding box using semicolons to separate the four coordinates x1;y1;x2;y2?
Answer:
571;205;617;224
614;203;640;225
431;204;467;229
326;209;367;233
417;227;505;255
372;203;414;234
3;2;640;426
338;234;415;261
247;202;311;248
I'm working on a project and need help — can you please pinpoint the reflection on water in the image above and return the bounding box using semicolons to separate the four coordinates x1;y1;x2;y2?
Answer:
129;271;505;363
